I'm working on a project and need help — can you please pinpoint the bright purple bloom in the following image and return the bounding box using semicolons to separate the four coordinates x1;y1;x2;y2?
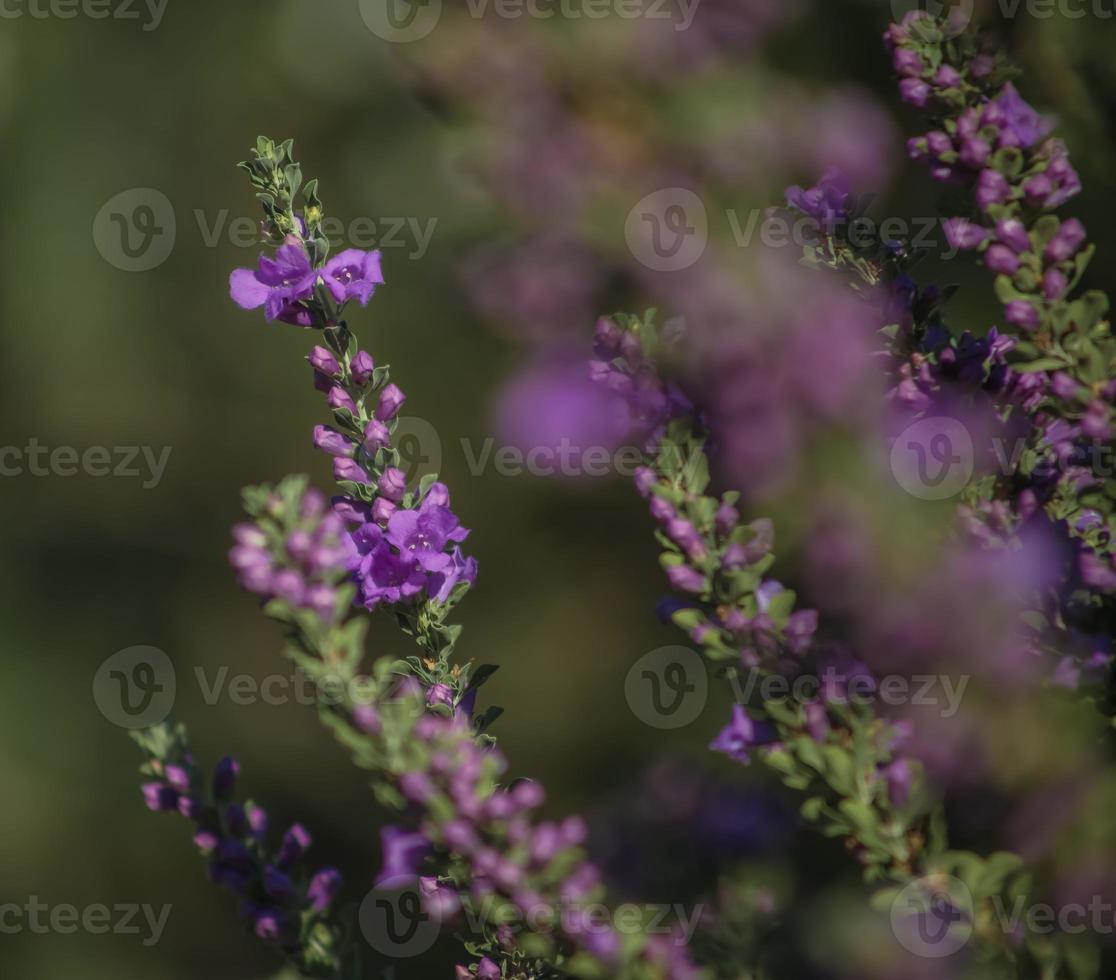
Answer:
386;501;469;572
353;536;427;608
429;547;478;603
230;243;316;325
321;249;384;306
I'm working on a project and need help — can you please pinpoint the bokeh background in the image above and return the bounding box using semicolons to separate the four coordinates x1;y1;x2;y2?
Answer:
2;0;1116;977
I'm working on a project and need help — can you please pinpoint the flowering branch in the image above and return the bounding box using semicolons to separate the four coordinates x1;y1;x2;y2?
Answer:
591;311;1098;977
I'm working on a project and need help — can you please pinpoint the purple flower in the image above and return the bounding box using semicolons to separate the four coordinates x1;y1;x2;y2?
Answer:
943;218;988;252
899;78;931;108
351;350;375;386
666;563;706;594
892;48;923;76
386;502;469;572
785;167;851;229
308;868;343;913
327;386;358;416
334;458;371;486
378;467;407;503
986;244;1020;276
213;756;240;800
976;169;1012;210
276;824;312;869
321;249;384;306
996;218;1031;255
363;418;391;451
427;683;454;707
1045;219;1087;264
710;705;777;764
959;136;990;169
308;346;341;377
230;243;317;325
990;83;1049;149
263;865;297;904
142;782;179;812
1043;268;1069;300
354;537;427;608
1005;301;1041;331
313;425;355;458
376;384;406;422
378;826;431;884
429;547;479;603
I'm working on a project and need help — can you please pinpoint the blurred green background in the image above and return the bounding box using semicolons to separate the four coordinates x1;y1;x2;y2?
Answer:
1;1;1115;977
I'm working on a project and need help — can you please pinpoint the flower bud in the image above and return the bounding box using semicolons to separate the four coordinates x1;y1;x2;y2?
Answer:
985;244;1020;276
1004;301;1041;331
995;218;1030;255
334;458;371;485
372;497;397;524
376;383;406;422
350;351;375;386
1043;267;1068;300
213;756;240;799
308;346;341;377
379;467;407;502
327;386;357;416
313;425;355;458
308;868;343;913
363;418;391;452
